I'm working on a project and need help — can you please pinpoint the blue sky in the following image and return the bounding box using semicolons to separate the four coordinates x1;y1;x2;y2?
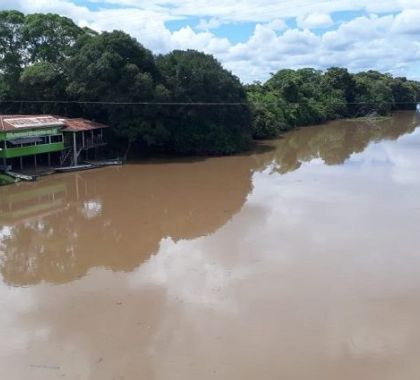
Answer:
2;0;420;82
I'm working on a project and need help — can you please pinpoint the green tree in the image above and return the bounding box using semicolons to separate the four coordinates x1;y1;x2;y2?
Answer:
323;67;356;101
354;71;394;115
157;50;251;154
19;61;67;114
246;83;289;139
0;10;25;96
390;78;417;110
65;30;167;155
22;13;86;64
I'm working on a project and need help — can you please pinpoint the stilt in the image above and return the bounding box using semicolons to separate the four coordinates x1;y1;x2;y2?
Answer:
20;157;23;170
2;141;6;170
73;132;78;166
34;155;37;172
48;152;51;167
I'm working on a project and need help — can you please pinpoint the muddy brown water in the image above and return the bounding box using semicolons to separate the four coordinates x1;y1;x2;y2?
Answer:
1;111;420;379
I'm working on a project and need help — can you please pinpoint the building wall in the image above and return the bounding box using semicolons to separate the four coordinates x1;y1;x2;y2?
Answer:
0;126;64;159
0;142;64;159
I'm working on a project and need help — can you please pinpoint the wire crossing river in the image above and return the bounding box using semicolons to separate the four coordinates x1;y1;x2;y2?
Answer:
1;111;420;380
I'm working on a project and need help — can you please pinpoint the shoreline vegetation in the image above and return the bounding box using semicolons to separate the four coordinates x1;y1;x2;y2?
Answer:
0;173;16;186
1;10;420;157
344;116;392;122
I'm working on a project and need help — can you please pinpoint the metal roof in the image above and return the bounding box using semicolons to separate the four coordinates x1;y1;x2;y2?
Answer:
0;115;109;133
61;118;109;132
0;115;64;131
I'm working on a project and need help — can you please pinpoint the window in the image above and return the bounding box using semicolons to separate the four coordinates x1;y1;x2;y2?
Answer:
50;135;63;143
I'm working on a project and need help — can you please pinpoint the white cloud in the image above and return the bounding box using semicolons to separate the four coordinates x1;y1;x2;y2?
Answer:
9;0;91;20
297;13;334;29
1;1;420;82
171;26;232;54
266;18;287;31
392;9;420;34
196;18;223;31
77;0;418;23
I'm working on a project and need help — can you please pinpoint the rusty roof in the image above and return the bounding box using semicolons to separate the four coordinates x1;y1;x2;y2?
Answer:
0;115;110;133
61;118;110;132
0;115;64;132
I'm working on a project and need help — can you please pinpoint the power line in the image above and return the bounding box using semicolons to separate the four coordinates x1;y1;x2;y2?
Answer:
0;100;247;106
0;100;419;107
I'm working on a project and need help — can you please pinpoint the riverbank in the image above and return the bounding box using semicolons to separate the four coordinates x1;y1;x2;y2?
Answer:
0;173;16;186
345;115;392;122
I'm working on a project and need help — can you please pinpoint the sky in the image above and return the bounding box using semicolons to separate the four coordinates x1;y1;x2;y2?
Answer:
1;0;420;83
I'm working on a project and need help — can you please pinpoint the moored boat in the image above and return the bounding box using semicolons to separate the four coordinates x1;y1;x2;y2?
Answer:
5;171;37;182
55;164;95;173
85;159;124;167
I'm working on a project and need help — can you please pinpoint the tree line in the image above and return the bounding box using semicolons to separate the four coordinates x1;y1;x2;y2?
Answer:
247;68;420;139
1;10;419;155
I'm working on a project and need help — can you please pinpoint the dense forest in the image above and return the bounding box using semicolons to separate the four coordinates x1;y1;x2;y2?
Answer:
1;10;419;155
247;68;420;139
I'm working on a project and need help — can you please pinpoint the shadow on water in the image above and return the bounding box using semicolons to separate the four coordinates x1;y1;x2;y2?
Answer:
0;111;418;286
126;140;277;166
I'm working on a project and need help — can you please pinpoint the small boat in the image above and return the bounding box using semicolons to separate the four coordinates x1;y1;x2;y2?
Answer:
55;164;95;173
6;171;37;182
38;169;57;176
85;159;124;167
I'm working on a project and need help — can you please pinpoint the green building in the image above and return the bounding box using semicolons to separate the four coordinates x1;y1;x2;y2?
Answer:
0;115;108;171
0;115;65;170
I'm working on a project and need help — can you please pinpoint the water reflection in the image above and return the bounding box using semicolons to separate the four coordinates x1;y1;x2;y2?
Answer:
258;111;418;173
0;112;418;286
0;156;257;285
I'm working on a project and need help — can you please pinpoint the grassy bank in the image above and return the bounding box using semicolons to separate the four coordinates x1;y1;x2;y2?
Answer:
0;173;17;186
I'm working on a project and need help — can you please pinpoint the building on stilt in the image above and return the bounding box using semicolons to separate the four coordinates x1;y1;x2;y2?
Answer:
59;118;109;166
0;115;65;172
0;115;110;173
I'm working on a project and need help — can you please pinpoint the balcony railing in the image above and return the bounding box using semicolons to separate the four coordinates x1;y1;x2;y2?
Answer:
82;136;106;150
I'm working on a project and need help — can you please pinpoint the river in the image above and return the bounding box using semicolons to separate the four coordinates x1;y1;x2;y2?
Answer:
1;111;420;379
